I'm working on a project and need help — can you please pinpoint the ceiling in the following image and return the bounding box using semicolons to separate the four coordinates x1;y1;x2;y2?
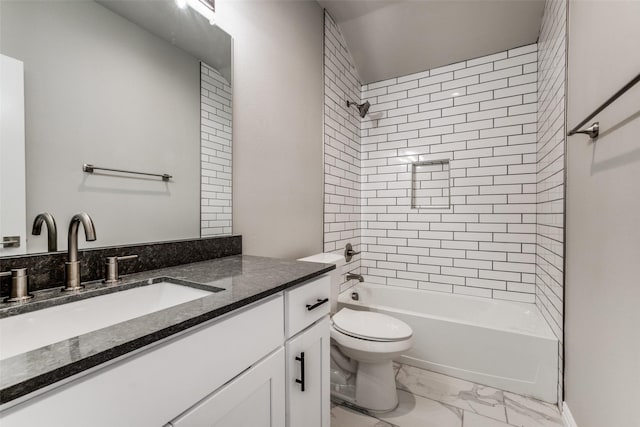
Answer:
318;0;545;84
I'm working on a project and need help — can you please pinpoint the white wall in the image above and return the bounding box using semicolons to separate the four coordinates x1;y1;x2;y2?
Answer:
565;1;640;425
358;46;540;302
0;1;201;252
218;0;324;259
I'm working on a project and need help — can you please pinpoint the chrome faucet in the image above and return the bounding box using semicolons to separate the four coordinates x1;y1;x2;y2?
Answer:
346;273;364;282
32;212;58;252
63;213;96;291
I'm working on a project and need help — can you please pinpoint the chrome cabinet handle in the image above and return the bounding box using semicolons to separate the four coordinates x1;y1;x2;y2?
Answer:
295;352;305;392
306;298;329;311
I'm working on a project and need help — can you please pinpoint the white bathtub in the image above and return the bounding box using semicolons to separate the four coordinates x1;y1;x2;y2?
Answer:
338;283;558;403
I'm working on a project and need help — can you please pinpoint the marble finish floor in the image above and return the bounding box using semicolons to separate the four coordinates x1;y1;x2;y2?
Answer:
331;364;563;427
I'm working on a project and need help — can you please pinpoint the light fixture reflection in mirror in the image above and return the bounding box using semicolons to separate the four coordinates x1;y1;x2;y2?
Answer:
175;0;216;25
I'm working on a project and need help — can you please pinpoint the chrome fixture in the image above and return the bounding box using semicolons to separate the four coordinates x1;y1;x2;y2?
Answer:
570;122;599;139
1;268;33;303
104;254;138;284
568;72;640;139
346;100;371;118
32;212;58;252
63;213;97;292
1;236;20;248
83;163;172;182
346;273;364;282
344;243;361;262
351;291;360;301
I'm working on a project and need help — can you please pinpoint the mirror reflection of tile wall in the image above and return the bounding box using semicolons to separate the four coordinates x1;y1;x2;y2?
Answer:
201;63;233;236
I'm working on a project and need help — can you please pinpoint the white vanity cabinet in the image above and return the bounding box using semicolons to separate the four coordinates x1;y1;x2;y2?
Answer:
0;295;285;427
0;274;332;427
284;276;331;427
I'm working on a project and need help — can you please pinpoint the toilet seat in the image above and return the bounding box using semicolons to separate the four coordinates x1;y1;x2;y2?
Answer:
330;324;413;356
332;308;412;342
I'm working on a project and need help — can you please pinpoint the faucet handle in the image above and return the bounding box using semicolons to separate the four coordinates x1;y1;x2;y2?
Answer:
344;243;361;262
104;255;138;284
2;268;33;303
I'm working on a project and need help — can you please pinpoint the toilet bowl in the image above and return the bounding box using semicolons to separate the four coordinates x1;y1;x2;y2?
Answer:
297;252;414;413
330;308;413;412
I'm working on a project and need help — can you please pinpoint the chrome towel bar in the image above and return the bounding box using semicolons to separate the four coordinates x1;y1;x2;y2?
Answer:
568;72;640;139
83;163;172;181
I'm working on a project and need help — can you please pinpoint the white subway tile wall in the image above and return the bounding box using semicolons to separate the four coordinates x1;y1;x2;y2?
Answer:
537;0;566;404
359;45;539;303
201;63;232;236
324;12;361;288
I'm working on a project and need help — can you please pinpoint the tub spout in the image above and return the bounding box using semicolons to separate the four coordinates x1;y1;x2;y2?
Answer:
346;273;364;282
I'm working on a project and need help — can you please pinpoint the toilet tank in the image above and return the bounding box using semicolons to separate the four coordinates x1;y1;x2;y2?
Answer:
297;253;345;314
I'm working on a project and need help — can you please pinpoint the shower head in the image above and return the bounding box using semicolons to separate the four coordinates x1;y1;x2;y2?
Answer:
346;100;371;118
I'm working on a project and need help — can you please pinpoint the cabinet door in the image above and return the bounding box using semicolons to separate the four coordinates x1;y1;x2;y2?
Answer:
170;348;285;427
286;316;330;427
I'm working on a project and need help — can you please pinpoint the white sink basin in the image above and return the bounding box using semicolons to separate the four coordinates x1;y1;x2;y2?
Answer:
0;281;214;360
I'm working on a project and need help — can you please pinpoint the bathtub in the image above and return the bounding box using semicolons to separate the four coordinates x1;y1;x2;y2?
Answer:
337;283;558;403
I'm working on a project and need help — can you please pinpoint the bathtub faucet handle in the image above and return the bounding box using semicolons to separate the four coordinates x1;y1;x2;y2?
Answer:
344;243;361;262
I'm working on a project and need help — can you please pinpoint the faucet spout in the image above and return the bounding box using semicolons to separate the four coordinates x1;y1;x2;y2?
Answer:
32;212;58;252
346;273;364;282
64;213;96;291
67;213;97;263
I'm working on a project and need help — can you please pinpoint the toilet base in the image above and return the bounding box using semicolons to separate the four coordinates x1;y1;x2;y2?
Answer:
355;359;398;412
330;345;400;413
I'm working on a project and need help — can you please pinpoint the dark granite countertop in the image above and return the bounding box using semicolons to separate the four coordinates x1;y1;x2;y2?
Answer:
0;255;334;405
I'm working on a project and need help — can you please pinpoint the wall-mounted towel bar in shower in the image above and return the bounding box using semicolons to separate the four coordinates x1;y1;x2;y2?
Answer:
568;72;640;139
82;163;172;181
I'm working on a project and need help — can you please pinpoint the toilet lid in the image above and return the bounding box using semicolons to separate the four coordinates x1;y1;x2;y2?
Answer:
332;308;412;341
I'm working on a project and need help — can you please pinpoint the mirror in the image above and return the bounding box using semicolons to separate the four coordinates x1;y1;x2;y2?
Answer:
0;0;232;257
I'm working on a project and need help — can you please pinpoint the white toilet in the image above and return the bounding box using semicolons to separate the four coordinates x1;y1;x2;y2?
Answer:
298;252;413;413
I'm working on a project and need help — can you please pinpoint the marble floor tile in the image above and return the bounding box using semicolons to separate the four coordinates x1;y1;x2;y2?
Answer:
503;392;563;427
376;389;463;427
396;364;508;423
463;411;513;427
332;365;564;427
331;405;397;427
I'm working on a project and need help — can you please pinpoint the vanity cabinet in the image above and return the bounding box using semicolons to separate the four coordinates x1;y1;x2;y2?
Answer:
284;276;331;427
0;295;285;427
0;274;331;427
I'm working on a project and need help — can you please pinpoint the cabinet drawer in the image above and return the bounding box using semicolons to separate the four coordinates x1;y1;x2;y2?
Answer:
285;275;330;338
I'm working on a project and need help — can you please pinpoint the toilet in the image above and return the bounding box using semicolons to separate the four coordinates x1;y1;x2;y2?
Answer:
298;252;413;413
